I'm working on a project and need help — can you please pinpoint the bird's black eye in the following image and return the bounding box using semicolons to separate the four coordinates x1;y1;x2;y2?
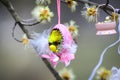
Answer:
49;42;52;45
49;42;61;46
53;42;61;45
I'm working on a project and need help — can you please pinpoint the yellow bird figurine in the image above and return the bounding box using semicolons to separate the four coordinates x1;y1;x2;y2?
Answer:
48;29;62;53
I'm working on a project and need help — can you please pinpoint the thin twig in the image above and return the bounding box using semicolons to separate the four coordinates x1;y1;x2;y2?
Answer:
105;0;109;7
42;58;63;80
12;22;22;42
103;9;112;16
63;0;120;15
103;0;112;16
0;0;30;38
22;18;41;26
0;0;62;80
76;0;98;5
22;21;40;26
22;18;36;22
76;0;116;16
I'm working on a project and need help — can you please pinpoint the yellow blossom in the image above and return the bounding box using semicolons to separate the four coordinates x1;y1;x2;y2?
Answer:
31;6;54;23
65;20;79;39
65;0;77;12
59;68;75;80
22;34;29;48
87;7;96;16
110;12;119;21
96;67;111;80
81;4;97;22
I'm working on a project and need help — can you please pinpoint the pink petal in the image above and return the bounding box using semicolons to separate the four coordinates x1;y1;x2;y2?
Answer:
60;53;75;66
64;60;70;67
41;54;50;58
50;61;58;68
41;53;59;68
60;53;75;61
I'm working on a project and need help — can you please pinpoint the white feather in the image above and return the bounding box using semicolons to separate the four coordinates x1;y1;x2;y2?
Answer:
63;42;77;54
30;29;51;55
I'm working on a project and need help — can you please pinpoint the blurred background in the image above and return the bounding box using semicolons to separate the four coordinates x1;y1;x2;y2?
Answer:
0;0;120;80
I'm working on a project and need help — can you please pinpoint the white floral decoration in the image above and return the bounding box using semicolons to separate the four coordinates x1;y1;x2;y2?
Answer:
64;20;79;39
96;67;111;80
59;68;75;80
109;67;120;80
22;34;29;48
31;6;54;23
81;4;96;22
65;0;77;12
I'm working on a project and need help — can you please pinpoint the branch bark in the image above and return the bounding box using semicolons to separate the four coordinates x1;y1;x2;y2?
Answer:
0;0;62;80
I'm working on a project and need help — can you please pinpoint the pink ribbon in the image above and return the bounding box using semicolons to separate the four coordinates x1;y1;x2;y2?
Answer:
57;0;60;24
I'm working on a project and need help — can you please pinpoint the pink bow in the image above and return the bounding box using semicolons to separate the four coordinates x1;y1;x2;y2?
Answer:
41;52;74;68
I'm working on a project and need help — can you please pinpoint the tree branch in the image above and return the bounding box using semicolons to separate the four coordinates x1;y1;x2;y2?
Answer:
76;0;98;5
0;0;62;80
12;22;22;42
42;58;62;80
76;0;120;14
22;21;40;26
22;18;36;22
21;18;41;26
63;0;120;14
0;0;30;38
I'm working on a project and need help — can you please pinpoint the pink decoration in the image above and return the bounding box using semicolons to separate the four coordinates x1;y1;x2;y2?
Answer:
53;24;74;44
41;0;77;67
96;22;116;35
60;52;75;66
41;51;75;67
41;53;59;68
95;4;117;35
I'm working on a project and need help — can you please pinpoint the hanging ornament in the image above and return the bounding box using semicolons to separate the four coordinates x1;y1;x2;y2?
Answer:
31;0;77;68
95;4;117;35
89;14;120;80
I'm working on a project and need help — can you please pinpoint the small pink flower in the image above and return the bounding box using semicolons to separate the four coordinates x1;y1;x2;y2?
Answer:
41;52;75;67
60;53;75;66
41;53;59;68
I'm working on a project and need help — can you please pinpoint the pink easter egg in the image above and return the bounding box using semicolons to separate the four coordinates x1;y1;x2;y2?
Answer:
52;24;74;45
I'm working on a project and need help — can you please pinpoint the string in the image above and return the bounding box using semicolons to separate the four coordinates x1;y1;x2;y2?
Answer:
88;15;120;80
88;40;119;80
117;15;120;55
57;0;60;24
